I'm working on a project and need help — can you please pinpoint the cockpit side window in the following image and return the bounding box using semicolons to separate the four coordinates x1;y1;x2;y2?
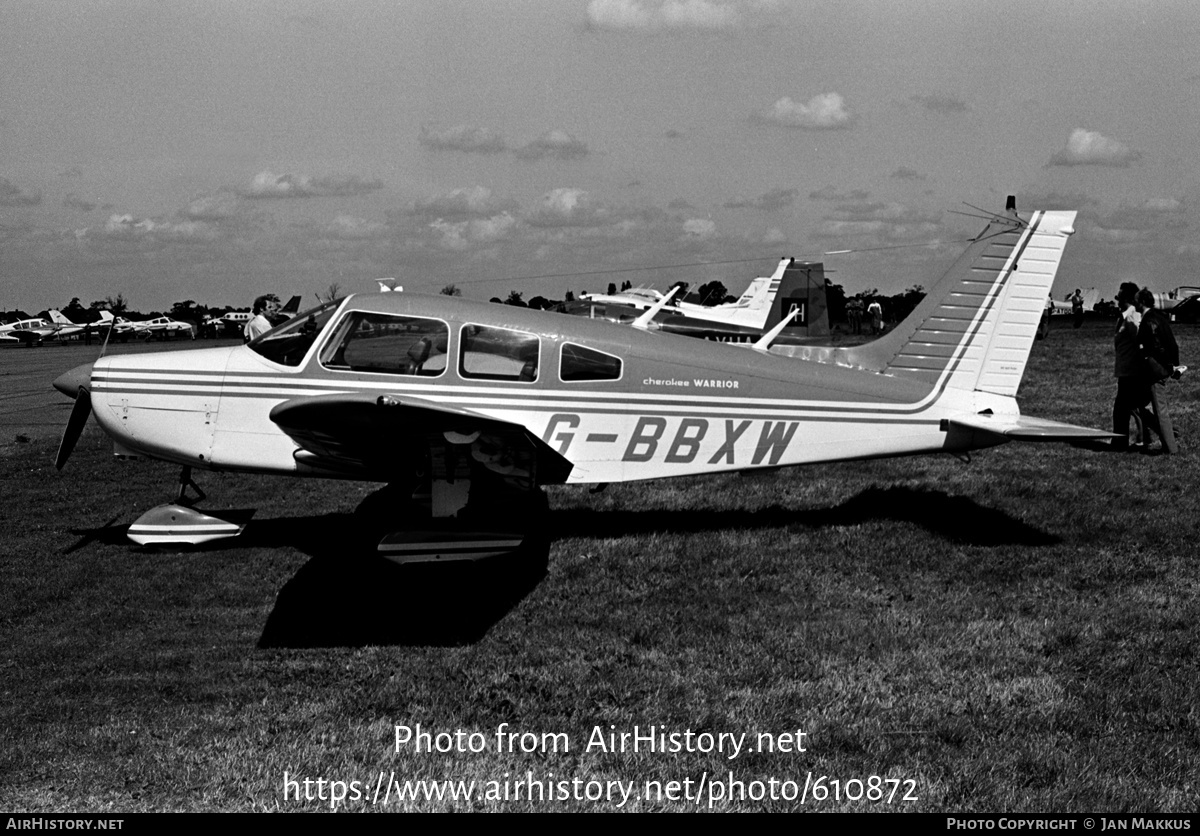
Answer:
458;324;539;382
560;343;622;382
246;299;342;367
319;312;449;376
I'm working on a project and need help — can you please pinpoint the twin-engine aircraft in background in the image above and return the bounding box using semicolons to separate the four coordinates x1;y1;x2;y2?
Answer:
1;310;113;346
563;257;830;343
53;199;1110;560
113;315;196;340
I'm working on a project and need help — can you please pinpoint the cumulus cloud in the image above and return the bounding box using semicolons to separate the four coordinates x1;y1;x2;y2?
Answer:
412;186;513;219
430;213;518;250
585;0;749;32
515;130;590;161
1048;129;1141;167
242;170;384;199
723;187;798;211
527;188;610;227
184;192;241;221
910;94;969;114
682;218;717;239
418;125;509;154
0;177;42;207
100;213;217;243
752;94;855;130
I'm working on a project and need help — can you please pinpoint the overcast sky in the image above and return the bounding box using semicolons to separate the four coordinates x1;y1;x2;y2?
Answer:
3;0;1198;313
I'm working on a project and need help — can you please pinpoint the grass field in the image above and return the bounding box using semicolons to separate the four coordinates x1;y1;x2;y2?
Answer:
1;320;1197;812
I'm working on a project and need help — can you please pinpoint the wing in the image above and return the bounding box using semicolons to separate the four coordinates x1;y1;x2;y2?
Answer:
269;392;574;484
945;412;1116;444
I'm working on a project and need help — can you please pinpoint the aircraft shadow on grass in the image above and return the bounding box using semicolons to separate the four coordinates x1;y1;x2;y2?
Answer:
63;485;1055;649
547;485;1059;547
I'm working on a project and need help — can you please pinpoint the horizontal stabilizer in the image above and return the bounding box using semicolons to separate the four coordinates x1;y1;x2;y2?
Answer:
945;413;1116;443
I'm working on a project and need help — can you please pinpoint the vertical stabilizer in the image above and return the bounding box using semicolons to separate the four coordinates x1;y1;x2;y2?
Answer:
771;260;830;338
845;205;1076;397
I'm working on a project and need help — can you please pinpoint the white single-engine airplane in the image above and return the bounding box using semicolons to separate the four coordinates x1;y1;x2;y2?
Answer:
53;199;1110;560
567;258;830;343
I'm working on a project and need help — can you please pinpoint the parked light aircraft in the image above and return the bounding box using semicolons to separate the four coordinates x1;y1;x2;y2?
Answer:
1;310;112;346
53;199;1110;559
1149;286;1200;312
566;258;830;343
113;315;195;340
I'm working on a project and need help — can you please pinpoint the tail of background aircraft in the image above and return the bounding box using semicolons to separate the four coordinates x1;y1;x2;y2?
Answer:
845;200;1076;398
48;310;73;325
771;260;830;338
714;257;830;336
726;258;788;311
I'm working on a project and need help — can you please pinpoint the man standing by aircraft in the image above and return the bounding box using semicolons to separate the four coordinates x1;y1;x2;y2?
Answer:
1111;283;1150;451
846;297;864;335
866;299;883;335
1071;288;1085;328
244;295;279;342
1135;288;1180;455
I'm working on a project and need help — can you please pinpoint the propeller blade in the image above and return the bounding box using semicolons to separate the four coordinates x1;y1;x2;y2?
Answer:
55;387;92;470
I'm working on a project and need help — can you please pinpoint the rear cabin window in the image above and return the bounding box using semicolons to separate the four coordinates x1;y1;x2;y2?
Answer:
319;312;449;376
560;343;622;382
458;324;539;382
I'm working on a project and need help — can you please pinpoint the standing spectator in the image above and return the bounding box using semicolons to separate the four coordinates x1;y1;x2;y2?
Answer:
846;297;864;335
867;299;883;335
244;295;279;342
1110;283;1151;451
1135;288;1180;454
1071;288;1085;328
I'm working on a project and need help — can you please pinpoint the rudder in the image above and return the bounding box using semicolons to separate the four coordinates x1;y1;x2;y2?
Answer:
845;204;1076;397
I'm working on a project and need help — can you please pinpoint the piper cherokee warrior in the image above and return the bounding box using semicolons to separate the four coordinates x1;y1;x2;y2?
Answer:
53;199;1109;562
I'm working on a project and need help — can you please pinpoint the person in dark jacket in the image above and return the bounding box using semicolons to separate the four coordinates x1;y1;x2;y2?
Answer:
1111;283;1151;450
1135;288;1180;454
